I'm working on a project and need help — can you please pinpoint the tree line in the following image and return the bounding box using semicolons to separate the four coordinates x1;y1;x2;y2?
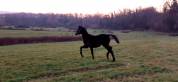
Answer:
0;0;177;32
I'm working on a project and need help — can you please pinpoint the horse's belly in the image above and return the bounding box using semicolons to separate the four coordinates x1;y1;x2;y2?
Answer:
91;44;101;48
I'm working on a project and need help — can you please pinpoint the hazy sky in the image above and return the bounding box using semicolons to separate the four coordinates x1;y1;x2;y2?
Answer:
0;0;166;14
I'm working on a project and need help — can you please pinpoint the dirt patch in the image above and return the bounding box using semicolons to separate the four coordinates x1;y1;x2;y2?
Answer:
0;36;81;46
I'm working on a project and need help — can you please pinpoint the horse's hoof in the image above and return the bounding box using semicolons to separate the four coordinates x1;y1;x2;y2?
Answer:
112;60;116;62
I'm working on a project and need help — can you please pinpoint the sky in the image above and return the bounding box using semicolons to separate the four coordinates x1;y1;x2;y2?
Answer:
0;0;166;14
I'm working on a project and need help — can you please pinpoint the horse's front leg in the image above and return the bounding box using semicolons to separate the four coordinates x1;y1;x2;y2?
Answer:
90;47;94;60
80;45;88;58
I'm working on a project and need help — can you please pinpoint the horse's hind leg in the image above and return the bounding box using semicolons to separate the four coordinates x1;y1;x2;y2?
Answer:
90;48;94;60
106;52;109;60
104;45;116;62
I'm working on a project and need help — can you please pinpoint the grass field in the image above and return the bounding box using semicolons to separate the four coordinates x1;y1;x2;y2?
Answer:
0;30;178;82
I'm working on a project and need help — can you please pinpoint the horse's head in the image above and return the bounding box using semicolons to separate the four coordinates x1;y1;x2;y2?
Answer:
75;26;87;35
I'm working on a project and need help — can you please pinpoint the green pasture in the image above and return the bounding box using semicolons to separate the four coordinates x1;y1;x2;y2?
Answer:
0;29;178;82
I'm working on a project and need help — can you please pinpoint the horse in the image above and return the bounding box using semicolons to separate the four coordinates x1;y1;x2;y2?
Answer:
75;26;120;62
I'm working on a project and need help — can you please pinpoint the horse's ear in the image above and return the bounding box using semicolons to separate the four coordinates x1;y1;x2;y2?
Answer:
78;26;83;28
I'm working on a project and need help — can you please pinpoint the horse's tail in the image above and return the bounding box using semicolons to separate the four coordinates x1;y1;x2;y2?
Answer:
110;35;120;44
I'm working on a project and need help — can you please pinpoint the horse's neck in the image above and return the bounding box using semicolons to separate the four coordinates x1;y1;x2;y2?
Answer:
81;30;89;38
82;33;89;39
81;29;92;43
82;33;91;42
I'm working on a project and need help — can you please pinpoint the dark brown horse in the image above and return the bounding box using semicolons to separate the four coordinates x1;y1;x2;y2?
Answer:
75;26;119;62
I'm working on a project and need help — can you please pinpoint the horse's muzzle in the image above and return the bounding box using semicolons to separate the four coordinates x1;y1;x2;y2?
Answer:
75;33;79;35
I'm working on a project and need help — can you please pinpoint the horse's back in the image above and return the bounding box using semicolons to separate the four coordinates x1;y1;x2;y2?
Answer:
98;34;110;40
86;34;110;47
97;34;111;44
